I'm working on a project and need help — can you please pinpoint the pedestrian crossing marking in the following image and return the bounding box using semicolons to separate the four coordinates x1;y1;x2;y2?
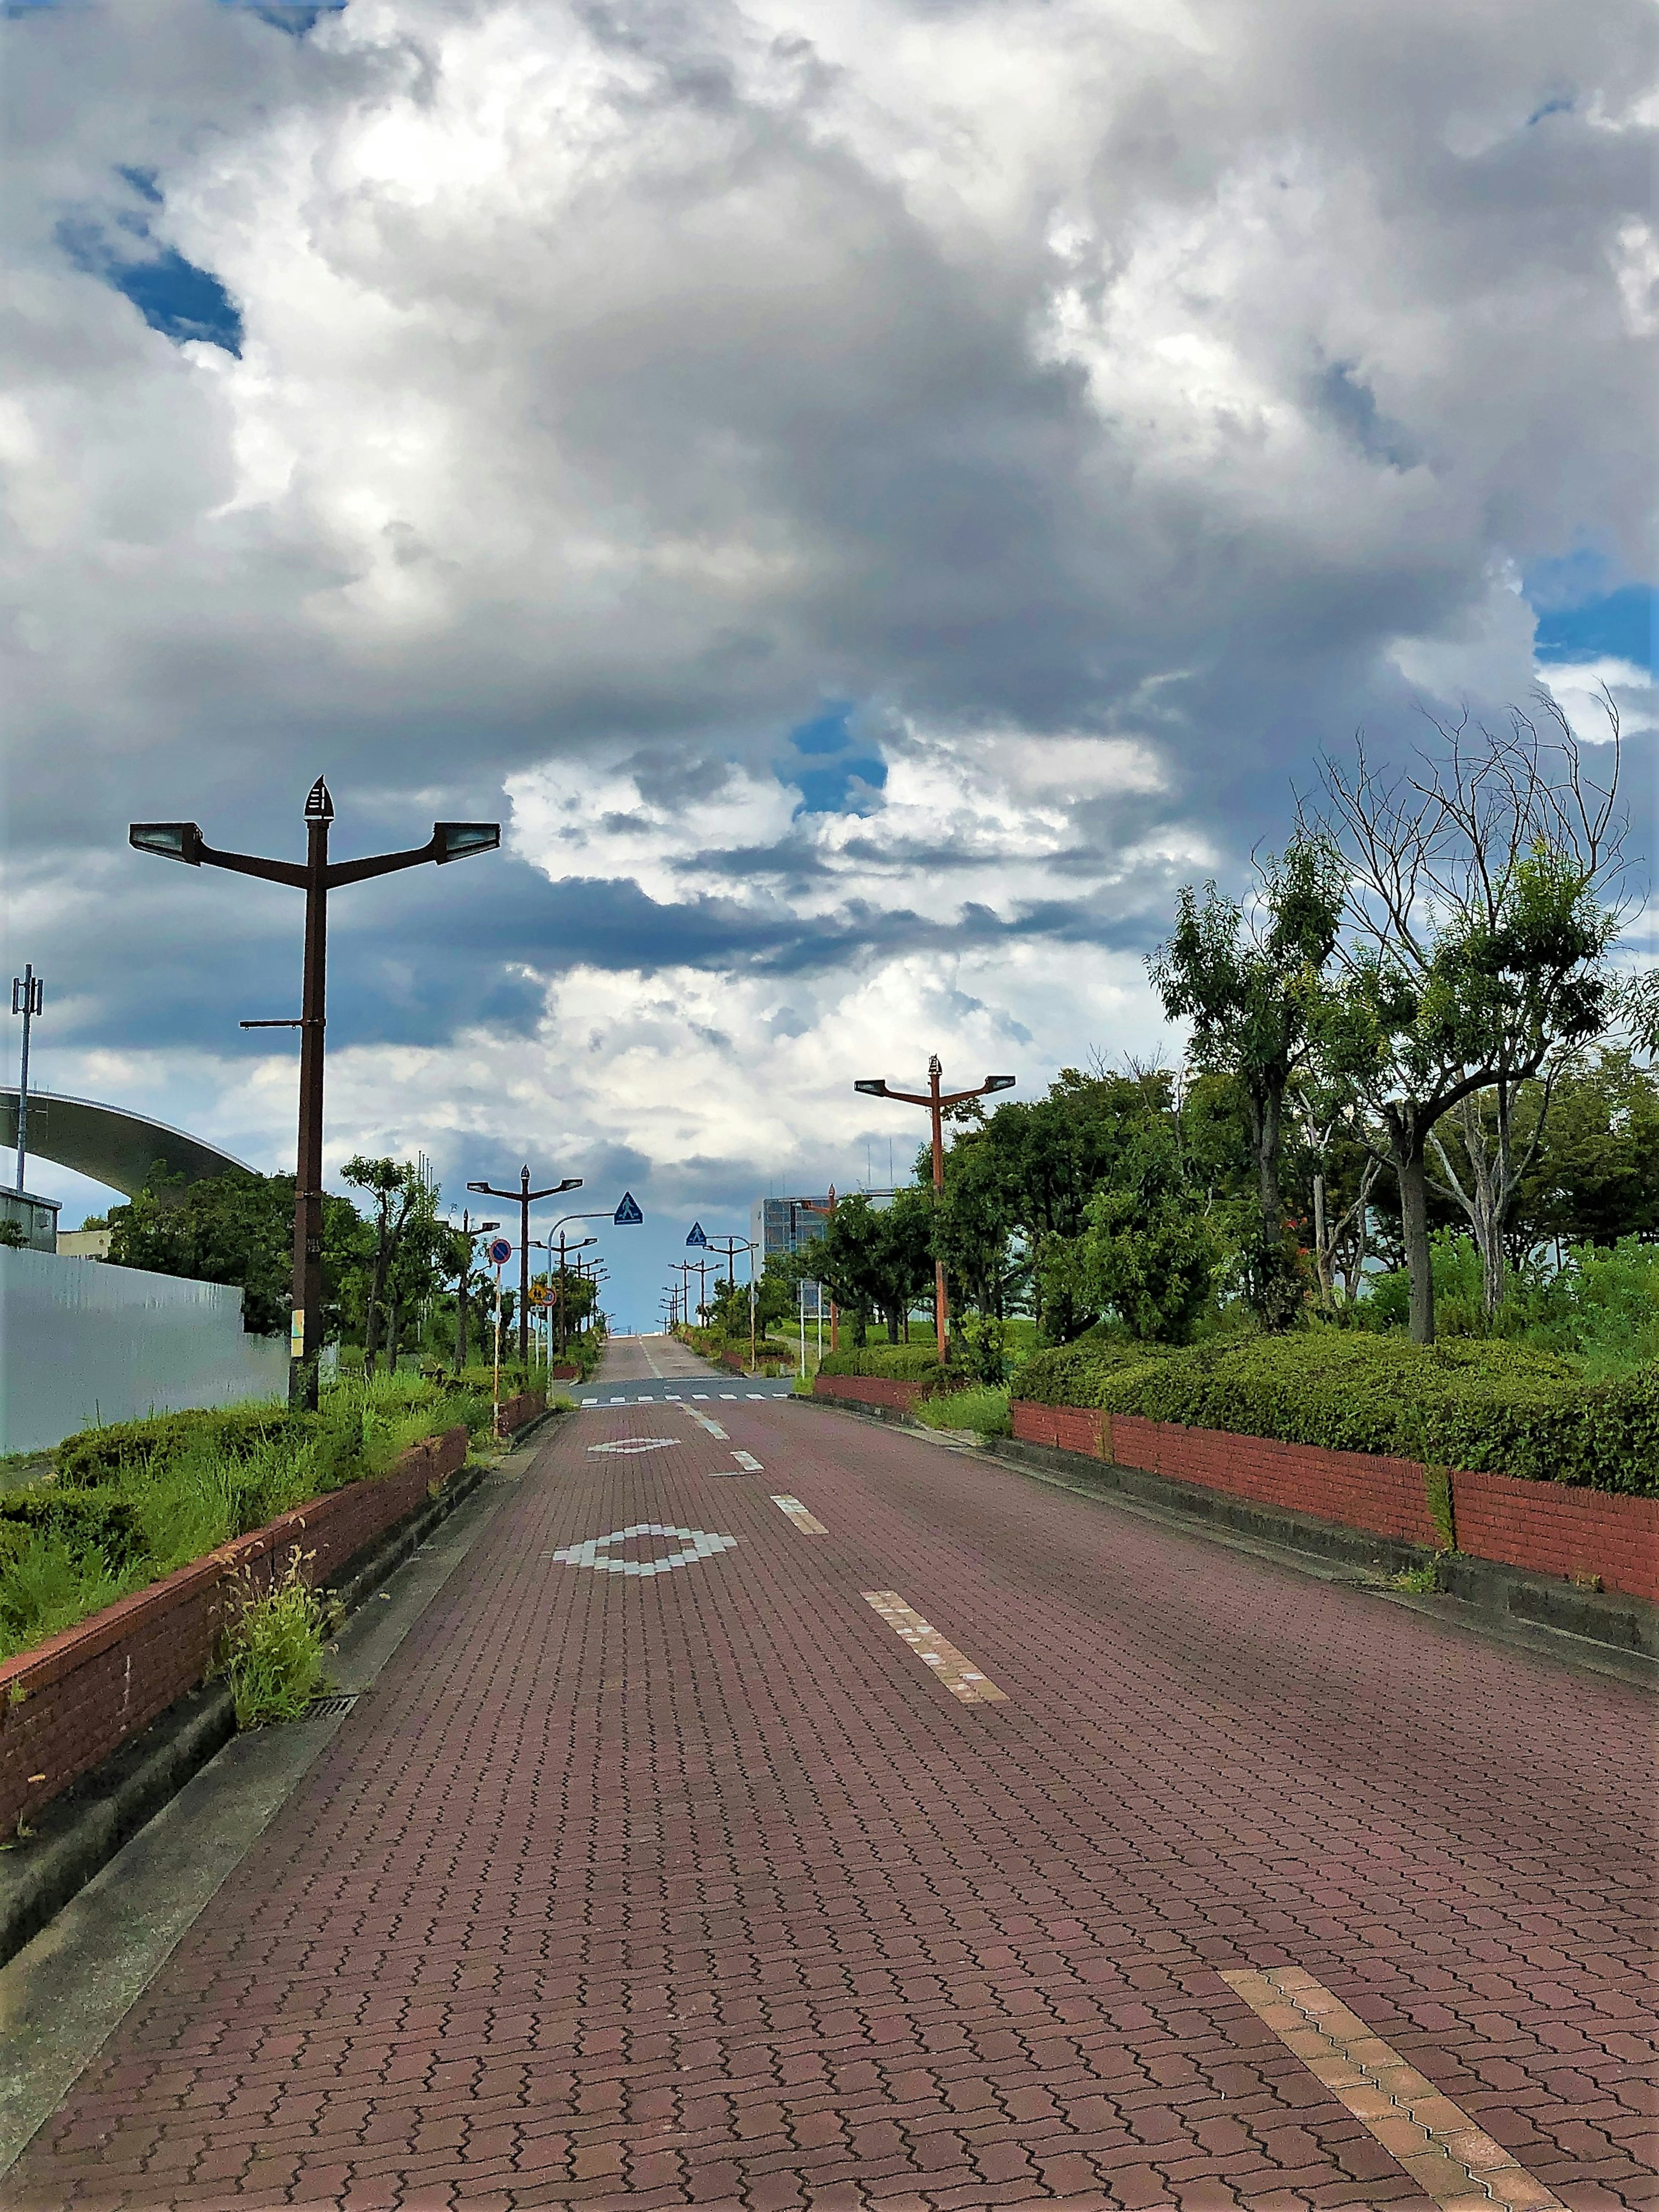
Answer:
1219;1966;1567;2211
861;1592;1007;1705
772;1494;827;1535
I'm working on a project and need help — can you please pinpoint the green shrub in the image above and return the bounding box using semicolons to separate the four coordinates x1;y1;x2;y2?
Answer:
0;1486;143;1566
57;1405;289;1486
1008;1330;1657;1494
219;1546;331;1727
818;1343;961;1383
914;1387;1012;1438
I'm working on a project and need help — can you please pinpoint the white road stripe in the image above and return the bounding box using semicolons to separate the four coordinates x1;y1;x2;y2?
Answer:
771;1494;828;1535
731;1449;763;1472
861;1592;1007;1705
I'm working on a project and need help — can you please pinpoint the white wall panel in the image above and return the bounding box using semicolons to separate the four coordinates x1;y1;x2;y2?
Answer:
0;1250;285;1453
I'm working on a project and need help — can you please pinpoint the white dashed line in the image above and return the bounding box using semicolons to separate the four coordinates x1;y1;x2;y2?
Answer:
719;1393;737;1400
731;1449;763;1473
861;1592;1007;1706
771;1494;828;1535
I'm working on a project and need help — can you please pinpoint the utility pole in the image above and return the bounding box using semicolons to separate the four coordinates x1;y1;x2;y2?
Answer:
855;1057;1015;1362
10;964;42;1193
451;1208;500;1373
467;1165;582;1372
131;779;501;1410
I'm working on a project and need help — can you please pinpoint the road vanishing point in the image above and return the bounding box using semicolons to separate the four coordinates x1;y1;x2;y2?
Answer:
1;1333;1650;2211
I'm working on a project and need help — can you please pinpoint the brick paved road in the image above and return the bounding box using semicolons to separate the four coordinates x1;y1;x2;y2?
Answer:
14;1401;1656;2210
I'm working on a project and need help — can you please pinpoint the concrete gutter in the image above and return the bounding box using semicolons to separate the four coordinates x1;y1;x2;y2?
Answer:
0;1407;565;1974
795;1393;1659;1684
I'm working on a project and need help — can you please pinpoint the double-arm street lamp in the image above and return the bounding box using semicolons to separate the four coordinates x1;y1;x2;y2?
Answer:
467;1167;583;1372
531;1230;597;1353
131;777;501;1409
854;1056;1015;1362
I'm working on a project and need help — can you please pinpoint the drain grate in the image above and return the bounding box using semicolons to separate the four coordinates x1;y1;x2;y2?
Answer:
306;1693;361;1718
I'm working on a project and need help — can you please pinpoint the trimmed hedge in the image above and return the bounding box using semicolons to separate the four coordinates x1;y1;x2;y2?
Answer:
58;1406;290;1486
817;1343;960;1387
0;1487;144;1569
1009;1334;1658;1495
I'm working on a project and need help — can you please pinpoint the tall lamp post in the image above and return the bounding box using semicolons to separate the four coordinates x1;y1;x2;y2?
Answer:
130;778;501;1410
10;964;43;1193
467;1167;583;1373
706;1235;757;1370
854;1057;1015;1362
531;1230;597;1353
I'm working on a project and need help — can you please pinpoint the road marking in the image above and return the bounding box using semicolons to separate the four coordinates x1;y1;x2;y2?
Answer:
771;1494;827;1535
608;1396;627;1404
720;1392;738;1400
586;1438;676;1455
692;1393;709;1400
1219;1966;1567;2211
731;1449;763;1472
665;1394;682;1400
746;1392;765;1399
547;1524;739;1578
681;1407;728;1439
861;1592;1007;1705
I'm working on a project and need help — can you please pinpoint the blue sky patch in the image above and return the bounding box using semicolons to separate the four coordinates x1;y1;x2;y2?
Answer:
59;214;243;355
1532;584;1653;671
784;702;887;815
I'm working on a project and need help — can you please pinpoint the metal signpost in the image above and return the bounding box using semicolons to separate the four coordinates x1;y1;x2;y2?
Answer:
130;778;501;1410
855;1057;1015;1362
467;1166;582;1375
486;1235;512;1433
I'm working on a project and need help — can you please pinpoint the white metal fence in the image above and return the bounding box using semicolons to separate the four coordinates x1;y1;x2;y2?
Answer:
0;1249;286;1454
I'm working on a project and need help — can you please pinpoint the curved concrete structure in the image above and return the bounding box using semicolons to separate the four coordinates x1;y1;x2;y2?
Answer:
0;1089;255;1200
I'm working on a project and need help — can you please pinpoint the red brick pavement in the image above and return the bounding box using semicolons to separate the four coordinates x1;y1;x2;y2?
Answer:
13;1402;1656;2210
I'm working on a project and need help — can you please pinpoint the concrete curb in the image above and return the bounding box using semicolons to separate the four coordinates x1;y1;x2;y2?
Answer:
0;1411;564;1973
793;1394;1659;1671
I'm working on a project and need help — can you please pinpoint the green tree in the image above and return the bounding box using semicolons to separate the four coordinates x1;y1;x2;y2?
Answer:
106;1166;362;1337
341;1157;427;1375
1310;700;1627;1340
1150;837;1343;1328
1053;1125;1220;1344
807;1190;935;1345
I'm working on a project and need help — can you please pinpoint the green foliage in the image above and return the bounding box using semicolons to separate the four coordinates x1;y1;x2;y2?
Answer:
913;1386;1012;1438
106;1167;362;1337
957;1312;1009;1385
57;1406;290;1486
1009;1330;1657;1493
1052;1126;1221;1343
219;1547;331;1727
0;1372;492;1662
806;1189;936;1342
1360;1232;1659;1378
817;1343;959;1383
0;1485;143;1567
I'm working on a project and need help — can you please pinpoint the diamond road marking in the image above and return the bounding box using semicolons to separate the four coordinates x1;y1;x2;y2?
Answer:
731;1449;763;1472
861;1591;1007;1705
1220;1967;1568;2210
547;1523;740;1578
586;1438;677;1455
771;1494;828;1535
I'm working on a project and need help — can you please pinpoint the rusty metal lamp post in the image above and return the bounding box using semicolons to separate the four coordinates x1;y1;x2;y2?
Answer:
854;1058;1015;1363
130;778;501;1411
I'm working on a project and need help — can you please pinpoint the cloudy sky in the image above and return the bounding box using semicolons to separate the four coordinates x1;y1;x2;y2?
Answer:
3;0;1653;1329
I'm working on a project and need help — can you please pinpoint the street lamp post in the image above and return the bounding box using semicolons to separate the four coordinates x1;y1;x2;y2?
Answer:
449;1209;500;1372
467;1167;583;1374
530;1230;597;1353
131;778;501;1410
706;1235;757;1370
855;1057;1015;1363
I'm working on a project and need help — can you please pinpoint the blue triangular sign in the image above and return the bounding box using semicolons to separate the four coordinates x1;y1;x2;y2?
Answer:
685;1219;707;1247
613;1190;643;1225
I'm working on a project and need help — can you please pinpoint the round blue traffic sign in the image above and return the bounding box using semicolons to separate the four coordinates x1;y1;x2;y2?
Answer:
487;1238;512;1267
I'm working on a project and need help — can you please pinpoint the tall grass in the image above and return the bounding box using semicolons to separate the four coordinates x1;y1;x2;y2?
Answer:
913;1386;1012;1438
219;1546;333;1727
0;1371;498;1662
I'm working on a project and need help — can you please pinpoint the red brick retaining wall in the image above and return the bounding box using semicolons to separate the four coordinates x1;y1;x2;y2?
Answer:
1009;1400;1658;1603
0;1393;547;1838
814;1374;928;1414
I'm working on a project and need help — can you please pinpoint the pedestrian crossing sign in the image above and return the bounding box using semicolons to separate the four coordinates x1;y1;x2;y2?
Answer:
686;1220;708;1246
613;1190;643;1224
